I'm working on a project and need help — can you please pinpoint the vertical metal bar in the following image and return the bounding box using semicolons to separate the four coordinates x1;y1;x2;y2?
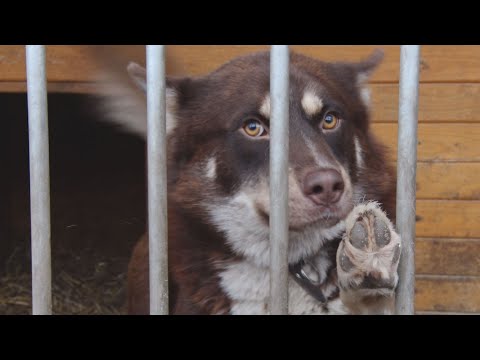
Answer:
395;45;421;315
26;45;52;315
269;45;290;315
146;45;168;315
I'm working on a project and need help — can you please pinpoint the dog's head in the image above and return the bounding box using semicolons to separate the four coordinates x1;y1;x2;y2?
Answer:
104;49;391;267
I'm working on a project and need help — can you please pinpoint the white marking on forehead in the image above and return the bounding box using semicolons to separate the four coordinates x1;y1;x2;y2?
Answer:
301;91;323;117
205;157;217;179
354;136;364;169
259;94;270;118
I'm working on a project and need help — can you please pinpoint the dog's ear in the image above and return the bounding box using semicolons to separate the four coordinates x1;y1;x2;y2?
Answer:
126;62;147;92
354;49;384;80
353;49;384;106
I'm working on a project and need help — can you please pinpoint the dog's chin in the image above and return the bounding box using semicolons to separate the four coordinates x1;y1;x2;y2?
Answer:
256;203;352;232
289;212;342;232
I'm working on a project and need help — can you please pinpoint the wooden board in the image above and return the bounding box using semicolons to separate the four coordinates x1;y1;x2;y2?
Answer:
371;83;480;123
166;45;480;83
416;200;480;238
415;275;480;313
415;311;477;315
5;81;480;123
3;45;480;84
0;46;145;83
5;81;480;126
416;238;480;276
372;123;480;162
415;163;480;200
4;81;480;125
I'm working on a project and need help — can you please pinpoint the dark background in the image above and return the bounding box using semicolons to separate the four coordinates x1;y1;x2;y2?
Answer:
0;93;147;313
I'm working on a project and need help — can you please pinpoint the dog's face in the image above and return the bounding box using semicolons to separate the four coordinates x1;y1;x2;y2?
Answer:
123;50;384;267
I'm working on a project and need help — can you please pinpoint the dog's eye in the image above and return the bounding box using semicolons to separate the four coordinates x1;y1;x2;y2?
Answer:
322;112;340;130
243;119;268;138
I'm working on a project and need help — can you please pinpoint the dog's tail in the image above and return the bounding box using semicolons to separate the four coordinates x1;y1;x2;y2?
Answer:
85;46;181;139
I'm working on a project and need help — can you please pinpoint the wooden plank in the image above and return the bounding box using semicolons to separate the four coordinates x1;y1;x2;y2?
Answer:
416;311;477;315
416;238;480;276
371;83;480;123
165;45;480;83
415;275;480;313
416;200;480;238
5;81;480;125
372;123;480;162
92;44;480;83
416;163;480;200
0;45;145;83
3;45;480;84
0;81;108;94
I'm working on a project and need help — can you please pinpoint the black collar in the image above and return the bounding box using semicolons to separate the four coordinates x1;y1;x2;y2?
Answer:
289;259;338;304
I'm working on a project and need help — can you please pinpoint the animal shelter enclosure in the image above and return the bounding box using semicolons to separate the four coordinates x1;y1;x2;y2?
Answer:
1;45;479;314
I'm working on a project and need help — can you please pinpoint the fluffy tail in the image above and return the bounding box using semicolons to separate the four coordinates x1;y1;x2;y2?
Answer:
84;46;149;138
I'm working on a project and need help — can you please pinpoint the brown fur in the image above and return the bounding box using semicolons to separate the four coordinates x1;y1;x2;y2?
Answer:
127;206;233;315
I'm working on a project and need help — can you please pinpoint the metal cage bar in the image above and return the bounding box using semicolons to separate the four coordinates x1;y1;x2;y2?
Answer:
146;45;169;315
269;45;290;315
395;45;421;315
26;45;52;315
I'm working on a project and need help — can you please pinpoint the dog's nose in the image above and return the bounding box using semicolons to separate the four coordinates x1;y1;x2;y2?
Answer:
302;169;344;206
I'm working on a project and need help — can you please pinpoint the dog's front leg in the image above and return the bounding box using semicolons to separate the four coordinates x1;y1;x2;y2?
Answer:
336;202;402;314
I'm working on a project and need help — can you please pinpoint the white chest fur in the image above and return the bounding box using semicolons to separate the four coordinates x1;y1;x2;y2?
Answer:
219;261;348;315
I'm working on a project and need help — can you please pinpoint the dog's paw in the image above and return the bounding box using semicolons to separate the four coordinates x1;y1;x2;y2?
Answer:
336;202;401;297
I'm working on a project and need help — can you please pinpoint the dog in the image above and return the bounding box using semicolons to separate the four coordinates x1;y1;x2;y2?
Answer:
100;48;401;314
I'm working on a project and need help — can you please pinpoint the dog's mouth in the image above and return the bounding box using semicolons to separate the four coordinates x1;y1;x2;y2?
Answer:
256;204;348;231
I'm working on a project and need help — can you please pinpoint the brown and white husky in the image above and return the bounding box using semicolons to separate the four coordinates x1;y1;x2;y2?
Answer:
99;48;401;315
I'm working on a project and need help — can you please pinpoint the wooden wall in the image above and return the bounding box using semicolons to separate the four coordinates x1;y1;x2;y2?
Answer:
1;45;478;314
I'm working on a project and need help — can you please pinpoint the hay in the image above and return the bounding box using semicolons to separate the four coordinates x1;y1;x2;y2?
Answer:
0;246;129;315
